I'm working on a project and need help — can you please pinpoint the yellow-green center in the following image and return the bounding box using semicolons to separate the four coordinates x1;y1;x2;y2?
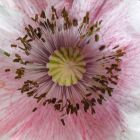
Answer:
47;47;86;86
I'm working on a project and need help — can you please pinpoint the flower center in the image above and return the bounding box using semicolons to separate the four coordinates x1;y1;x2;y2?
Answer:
47;47;86;86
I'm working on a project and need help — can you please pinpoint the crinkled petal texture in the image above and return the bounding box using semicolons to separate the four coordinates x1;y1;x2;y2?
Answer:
0;0;140;140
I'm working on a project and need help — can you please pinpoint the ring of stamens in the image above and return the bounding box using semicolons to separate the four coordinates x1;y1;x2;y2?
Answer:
47;47;86;86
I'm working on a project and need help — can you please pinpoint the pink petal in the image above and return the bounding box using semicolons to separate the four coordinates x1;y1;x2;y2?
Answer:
0;0;48;16
1;0;73;17
7;101;123;140
14;0;48;16
69;0;122;20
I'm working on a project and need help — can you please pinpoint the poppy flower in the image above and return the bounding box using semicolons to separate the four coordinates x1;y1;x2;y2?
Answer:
0;0;140;140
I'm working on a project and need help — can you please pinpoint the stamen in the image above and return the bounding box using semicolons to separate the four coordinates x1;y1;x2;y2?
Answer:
4;51;10;57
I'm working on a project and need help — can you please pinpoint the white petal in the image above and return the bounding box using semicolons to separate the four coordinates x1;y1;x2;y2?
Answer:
128;0;140;33
0;6;23;51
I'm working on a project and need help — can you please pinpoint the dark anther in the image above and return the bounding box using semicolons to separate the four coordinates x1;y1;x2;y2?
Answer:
5;69;10;72
40;10;46;18
4;51;10;57
99;45;106;51
11;44;17;48
73;19;78;26
61;119;65;126
54;104;61;110
97;99;102;105
51;98;56;104
32;107;37;112
95;34;99;42
91;107;95;114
